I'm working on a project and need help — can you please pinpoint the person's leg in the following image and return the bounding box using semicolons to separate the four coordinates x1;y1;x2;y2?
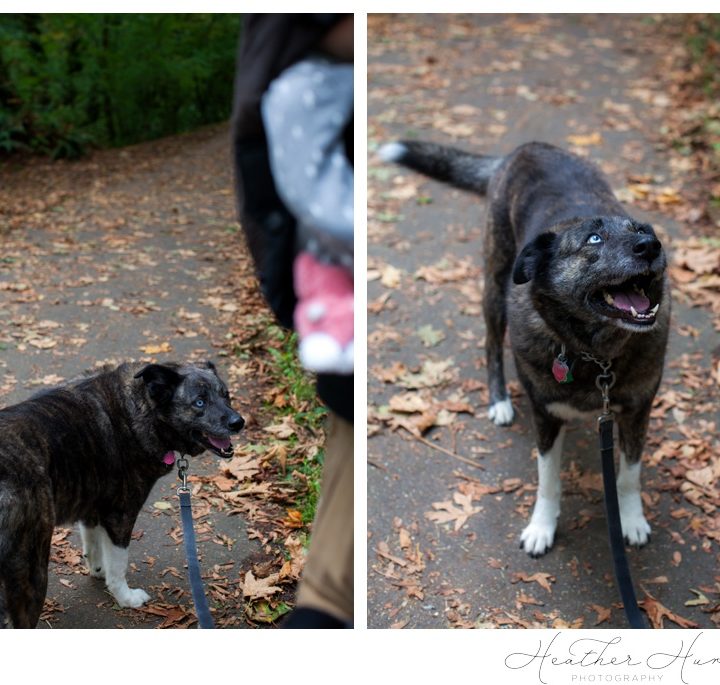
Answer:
284;411;353;627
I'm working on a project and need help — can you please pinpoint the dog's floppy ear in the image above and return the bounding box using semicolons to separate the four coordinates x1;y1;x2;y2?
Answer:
134;364;183;405
512;232;556;285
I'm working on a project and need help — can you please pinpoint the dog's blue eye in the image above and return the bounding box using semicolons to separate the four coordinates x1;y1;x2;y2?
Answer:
194;399;205;408
587;234;603;244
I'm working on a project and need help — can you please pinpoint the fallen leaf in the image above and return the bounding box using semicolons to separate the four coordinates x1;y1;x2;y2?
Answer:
140;341;172;354
685;589;710;607
380;264;402;288
28;337;57;349
417;324;445;347
239;571;282;600
590;604;612;625
264;416;297;439
567;132;603;146
425;492;481;531
399;359;455;389
511;571;555;593
641;592;699;629
221;454;261;482
388;392;431;413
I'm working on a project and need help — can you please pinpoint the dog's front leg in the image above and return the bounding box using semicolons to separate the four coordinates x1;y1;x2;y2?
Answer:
95;526;151;608
520;417;566;557
617;409;652;546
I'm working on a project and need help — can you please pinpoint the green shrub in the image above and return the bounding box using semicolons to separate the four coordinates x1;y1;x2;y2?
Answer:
0;14;241;158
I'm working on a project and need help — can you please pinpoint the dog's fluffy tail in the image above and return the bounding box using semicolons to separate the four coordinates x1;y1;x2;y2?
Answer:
378;140;503;194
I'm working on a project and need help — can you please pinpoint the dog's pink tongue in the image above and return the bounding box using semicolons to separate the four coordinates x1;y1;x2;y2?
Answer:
613;290;650;313
208;435;232;450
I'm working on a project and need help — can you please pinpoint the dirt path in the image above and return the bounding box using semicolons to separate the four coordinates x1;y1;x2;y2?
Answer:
368;14;720;629
1;124;311;628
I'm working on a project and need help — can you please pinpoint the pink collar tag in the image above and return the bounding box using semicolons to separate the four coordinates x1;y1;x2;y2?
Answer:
163;451;176;465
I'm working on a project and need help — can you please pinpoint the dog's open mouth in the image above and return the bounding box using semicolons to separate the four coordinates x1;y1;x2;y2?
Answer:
591;272;662;327
192;430;235;458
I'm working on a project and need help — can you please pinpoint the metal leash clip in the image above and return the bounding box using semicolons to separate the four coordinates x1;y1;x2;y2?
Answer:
595;361;615;418
177;456;190;494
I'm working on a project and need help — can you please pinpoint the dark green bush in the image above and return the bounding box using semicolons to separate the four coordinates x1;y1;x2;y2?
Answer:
0;14;241;158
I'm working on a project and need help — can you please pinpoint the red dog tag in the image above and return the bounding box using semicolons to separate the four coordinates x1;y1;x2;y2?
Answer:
552;357;573;383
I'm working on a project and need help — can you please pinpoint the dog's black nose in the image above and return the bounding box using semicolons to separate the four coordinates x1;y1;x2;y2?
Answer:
228;414;245;432
633;235;661;262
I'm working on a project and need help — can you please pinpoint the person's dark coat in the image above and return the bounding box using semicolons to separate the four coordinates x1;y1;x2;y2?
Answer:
232;14;353;423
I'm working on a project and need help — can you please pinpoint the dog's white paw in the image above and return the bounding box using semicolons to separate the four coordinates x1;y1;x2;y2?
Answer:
488;398;514;426
520;520;556;557
619;496;651;546
113;587;151;609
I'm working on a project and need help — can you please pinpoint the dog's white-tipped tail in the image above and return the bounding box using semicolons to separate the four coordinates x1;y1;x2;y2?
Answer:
378;141;407;163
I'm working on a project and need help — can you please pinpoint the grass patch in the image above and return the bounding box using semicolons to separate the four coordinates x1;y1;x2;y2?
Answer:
266;326;318;407
263;324;326;533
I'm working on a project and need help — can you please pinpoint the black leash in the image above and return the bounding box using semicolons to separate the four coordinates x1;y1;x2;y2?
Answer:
592;360;648;629
177;456;215;629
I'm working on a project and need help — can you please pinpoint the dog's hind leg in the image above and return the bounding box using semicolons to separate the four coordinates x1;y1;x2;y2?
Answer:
483;209;516;426
520;415;565;557
79;522;105;579
2;529;52;628
95;526;150;608
1;488;53;627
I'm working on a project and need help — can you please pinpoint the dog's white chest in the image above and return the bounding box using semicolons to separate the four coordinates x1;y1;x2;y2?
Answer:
545;401;622;422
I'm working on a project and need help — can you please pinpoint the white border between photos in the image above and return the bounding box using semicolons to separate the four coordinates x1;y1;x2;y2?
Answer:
2;4;720;685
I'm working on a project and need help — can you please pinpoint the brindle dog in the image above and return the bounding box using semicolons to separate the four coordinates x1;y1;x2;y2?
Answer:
381;140;670;557
0;360;244;627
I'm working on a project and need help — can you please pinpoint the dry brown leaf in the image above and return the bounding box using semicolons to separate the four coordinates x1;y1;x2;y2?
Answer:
264;416;297;439
388;392;431;414
685;589;710;607
380;264;402;288
425;491;480;531
415;259;475;284
641;593;699;629
240;571;282;600
511;571;555;593
399;359;455;389
140;341;172;354
221;454;261;482
590;603;612;625
28;337;57;349
567;132;603;146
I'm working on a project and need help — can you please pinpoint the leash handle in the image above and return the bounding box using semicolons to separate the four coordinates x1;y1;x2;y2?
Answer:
598;415;647;629
179;490;215;629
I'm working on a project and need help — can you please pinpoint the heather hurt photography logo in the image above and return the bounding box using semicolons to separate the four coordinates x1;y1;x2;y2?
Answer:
504;633;720;685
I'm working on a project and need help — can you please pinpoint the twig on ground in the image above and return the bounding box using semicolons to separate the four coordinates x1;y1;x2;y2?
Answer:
399;425;485;470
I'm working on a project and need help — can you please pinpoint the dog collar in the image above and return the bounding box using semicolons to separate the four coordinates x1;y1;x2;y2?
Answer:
553;344;613;386
162;451;176;465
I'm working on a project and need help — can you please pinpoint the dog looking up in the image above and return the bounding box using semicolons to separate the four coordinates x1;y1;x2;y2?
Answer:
381;140;669;557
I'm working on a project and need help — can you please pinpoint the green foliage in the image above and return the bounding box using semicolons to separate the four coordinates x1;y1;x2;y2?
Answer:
686;14;720;96
263;324;326;530
0;14;241;158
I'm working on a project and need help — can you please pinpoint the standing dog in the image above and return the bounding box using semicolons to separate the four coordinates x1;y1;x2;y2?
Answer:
380;140;670;556
0;360;244;627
